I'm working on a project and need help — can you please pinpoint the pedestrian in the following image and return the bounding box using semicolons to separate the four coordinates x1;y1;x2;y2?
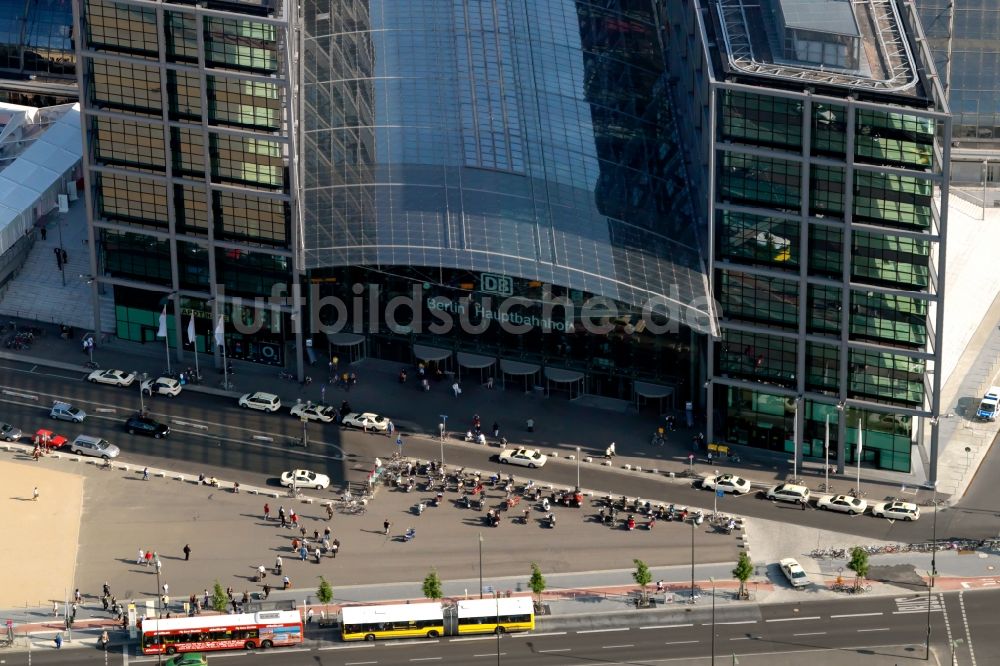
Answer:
331;539;339;558
257;564;267;581
314;547;321;563
262;583;271;599
40;226;47;240
183;544;191;561
102;595;109;611
492;422;500;438
291;511;298;528
299;546;307;561
264;503;270;521
242;590;250;605
486;375;494;389
526;418;534;432
32;486;39;501
307;608;314;624
162;583;169;596
452;381;461;397
53;601;59;617
54;633;62;649
103;582;111;597
707;451;713;465
203;589;210;607
142;467;149;481
71;602;78;620
61;248;68;264
32;444;41;461
383;519;391;535
325;504;334;520
144;550;153;566
231;599;238;613
800;498;807;511
155;558;162;574
54;247;62;269
74;588;82;603
323;526;331;540
283;575;290;590
387;420;394;437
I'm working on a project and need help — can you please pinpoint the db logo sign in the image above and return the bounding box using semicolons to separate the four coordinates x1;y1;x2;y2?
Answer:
481;273;513;297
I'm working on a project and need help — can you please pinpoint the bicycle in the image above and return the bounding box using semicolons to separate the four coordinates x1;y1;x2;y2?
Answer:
85;360;99;369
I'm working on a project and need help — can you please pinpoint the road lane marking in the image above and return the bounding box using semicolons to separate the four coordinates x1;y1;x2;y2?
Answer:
449;636;495;642
522;632;566;637
2;389;37;400
577;628;629;634
664;640;699;645
640;624;693;629
793;632;827;637
715;620;757;625
345;662;379;665
602;644;635;649
831;612;883;618
765;616;821;622
473;653;506;657
959;590;978;666
538;648;570;652
857;628;890;632
318;644;373;650
95;407;116;413
172;420;207;429
409;658;442;662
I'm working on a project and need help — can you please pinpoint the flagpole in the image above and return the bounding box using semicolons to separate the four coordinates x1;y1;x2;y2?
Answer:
188;318;200;381
824;414;830;492
164;326;171;375
856;416;863;496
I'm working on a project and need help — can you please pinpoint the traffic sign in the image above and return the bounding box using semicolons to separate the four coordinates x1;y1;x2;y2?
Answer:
483;585;494;594
716;489;725;498
396;436;403;447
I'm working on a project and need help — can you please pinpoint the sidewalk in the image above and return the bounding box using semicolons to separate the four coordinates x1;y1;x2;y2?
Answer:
0;317;951;504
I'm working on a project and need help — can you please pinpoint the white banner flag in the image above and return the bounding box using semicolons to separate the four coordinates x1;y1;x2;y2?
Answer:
857;422;864;458
186;317;196;345
214;316;225;349
156;306;167;338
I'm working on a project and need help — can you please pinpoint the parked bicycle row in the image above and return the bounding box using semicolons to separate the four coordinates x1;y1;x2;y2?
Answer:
808;537;1000;560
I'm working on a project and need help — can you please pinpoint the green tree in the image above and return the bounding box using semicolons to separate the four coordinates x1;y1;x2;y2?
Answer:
211;581;228;613
422;570;443;600
847;546;870;590
528;563;547;610
732;552;753;600
317;577;333;604
632;559;652;604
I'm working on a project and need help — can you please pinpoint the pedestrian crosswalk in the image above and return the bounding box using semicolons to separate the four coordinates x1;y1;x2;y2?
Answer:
893;594;944;614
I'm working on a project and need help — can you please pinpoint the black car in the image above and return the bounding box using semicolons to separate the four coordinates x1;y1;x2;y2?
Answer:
125;415;169;439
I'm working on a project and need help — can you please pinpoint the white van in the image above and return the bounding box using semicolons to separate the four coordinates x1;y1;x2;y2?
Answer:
765;483;810;504
975;387;1000;421
70;435;120;459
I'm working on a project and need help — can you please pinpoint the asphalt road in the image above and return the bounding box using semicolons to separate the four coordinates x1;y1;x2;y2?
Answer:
9;588;998;665
1;358;997;544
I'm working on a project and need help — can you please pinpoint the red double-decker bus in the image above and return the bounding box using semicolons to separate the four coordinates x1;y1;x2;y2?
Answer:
140;610;303;655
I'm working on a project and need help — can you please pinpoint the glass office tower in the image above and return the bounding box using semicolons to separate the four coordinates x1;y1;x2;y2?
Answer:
0;0;77;105
73;0;303;369
299;0;716;397
666;0;951;478
913;0;1000;184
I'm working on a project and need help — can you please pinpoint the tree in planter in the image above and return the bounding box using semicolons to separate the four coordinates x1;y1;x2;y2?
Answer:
632;559;652;606
317;577;334;621
732;552;753;600
422;570;443;600
847;546;870;591
528;563;546;611
211;581;228;613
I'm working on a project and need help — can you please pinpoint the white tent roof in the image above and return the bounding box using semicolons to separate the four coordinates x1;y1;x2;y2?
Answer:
0;103;81;256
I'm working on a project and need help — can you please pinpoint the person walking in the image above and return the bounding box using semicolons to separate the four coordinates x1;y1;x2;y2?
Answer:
452;381;461;397
331;539;340;558
262;583;271;599
492;422;500;438
264;503;270;521
387;420;394;437
314;547;321;563
142;467;149;481
40;226;47;241
306;608;314;624
526;418;534;433
32;486;39;501
155;557;162;574
60;248;68;264
383;519;391;535
145;550;154;567
53;601;59;617
74;588;82;603
183;544;191;561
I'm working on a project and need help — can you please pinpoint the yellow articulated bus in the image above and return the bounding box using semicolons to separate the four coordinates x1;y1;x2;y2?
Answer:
340;597;535;641
456;597;535;635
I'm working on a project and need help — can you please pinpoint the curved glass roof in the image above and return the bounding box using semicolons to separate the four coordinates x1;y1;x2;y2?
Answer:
0;0;75;79
301;0;715;333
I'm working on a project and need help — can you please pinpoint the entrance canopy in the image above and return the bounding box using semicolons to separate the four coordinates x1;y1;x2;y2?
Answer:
414;344;452;362
545;368;583;383
500;359;539;375
326;332;364;347
634;381;674;399
457;352;495;369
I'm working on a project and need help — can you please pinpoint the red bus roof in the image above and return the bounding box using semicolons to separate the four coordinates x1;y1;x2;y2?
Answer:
141;610;301;634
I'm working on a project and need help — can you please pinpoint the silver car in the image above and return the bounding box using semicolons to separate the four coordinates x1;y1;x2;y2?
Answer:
0;422;22;441
50;401;86;423
70;435;120;459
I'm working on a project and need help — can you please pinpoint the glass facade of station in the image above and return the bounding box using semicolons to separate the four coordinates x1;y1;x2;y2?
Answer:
76;0;299;366
0;0;77;105
712;87;944;472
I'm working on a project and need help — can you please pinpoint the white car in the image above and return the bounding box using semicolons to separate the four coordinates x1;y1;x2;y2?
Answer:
87;369;136;387
816;494;868;515
702;473;752;495
871;500;920;521
341;412;389;431
238;392;281;412
280;469;331;490
765;483;810;504
498;447;547;468
779;558;810;588
290;402;337;423
141;377;182;397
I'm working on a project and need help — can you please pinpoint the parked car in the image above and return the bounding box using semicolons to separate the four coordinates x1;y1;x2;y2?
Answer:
166;654;207;666
765;483;810;504
87;369;136;387
871;500;920;521
141;377;182;397
0;422;22;442
341;412;390;431
779;558;810;588
498;447;547;468
290;402;337;423
702;473;752;495
280;469;331;490
238;392;281;412
125;414;170;438
70;434;120;459
816;494;868;515
50;401;86;423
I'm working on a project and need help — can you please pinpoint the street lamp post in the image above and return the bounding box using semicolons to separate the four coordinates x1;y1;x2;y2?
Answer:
576;446;581;489
690;520;696;603
439;414;448;466
137;371;147;414
710;577;717;666
478;534;484;599
926;479;938;661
